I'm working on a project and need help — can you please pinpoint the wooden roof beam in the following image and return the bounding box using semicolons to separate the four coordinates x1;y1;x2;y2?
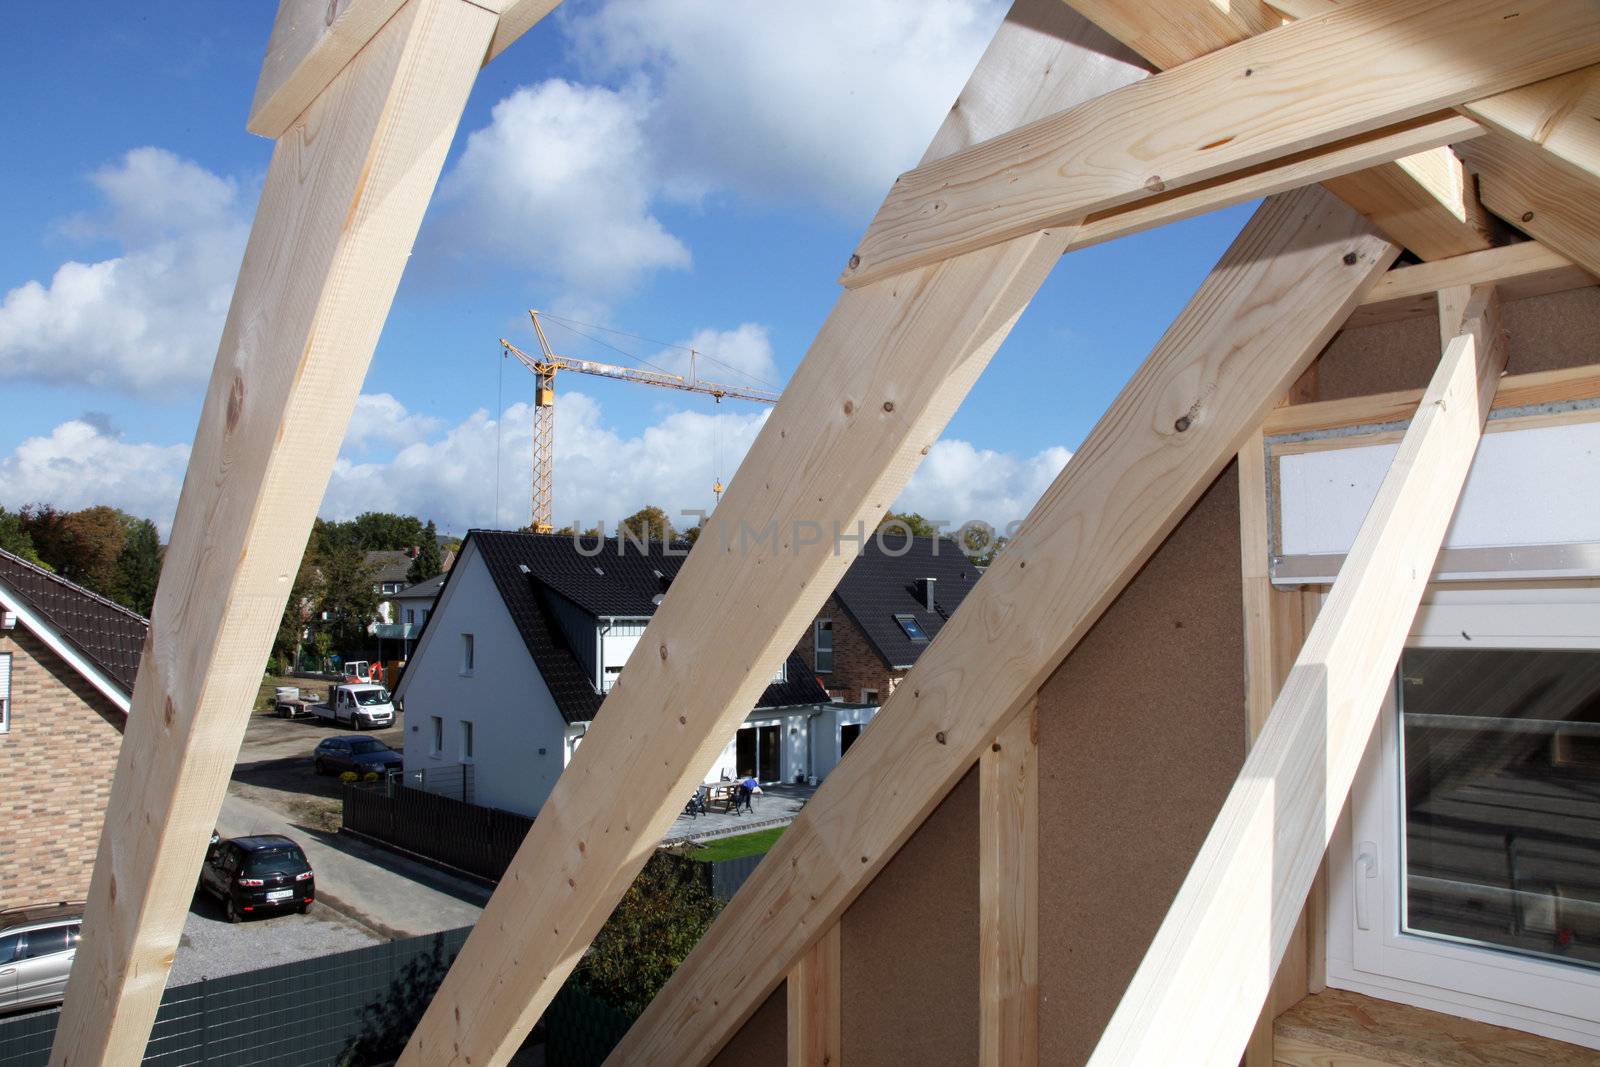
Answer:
1065;0;1494;261
843;0;1600;287
1458;67;1600;278
1346;241;1592;330
1087;287;1506;1067
610;186;1399;1067
395;6;1153;1065
50;0;498;1062
248;0;559;138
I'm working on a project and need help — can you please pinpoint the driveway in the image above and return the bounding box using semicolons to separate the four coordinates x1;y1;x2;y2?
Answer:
169;887;380;986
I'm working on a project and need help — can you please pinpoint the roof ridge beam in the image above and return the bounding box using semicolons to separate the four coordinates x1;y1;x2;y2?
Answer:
842;0;1600;287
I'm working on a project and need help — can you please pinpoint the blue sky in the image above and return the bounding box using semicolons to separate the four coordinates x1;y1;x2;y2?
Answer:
0;1;1256;537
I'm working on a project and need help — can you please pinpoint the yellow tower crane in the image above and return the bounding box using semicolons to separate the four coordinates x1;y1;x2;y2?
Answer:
502;309;782;533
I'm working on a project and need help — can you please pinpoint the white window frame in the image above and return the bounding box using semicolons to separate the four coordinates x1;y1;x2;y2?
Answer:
0;651;10;734
459;719;475;764
1328;585;1600;1049
814;618;833;674
860;688;878;705
460;633;475;675
430;715;444;758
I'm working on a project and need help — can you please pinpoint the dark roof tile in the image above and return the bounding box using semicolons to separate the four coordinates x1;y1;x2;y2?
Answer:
832;535;981;669
0;548;149;701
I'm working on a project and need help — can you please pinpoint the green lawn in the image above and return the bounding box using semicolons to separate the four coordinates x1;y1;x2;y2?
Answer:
690;827;785;863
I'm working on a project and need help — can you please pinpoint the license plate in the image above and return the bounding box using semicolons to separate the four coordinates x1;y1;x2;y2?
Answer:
267;889;293;901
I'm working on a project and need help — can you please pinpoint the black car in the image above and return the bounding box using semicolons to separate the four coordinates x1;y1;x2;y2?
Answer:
313;735;402;777
198;835;314;923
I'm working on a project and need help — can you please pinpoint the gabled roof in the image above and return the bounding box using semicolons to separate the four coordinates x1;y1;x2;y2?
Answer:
0;547;149;710
393;573;446;600
832;535;981;669
365;549;415;584
447;531;829;725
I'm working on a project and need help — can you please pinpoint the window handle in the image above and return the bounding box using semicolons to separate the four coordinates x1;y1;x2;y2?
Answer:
1356;842;1379;931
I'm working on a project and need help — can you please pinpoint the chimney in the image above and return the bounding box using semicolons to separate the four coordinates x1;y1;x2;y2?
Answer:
921;577;937;611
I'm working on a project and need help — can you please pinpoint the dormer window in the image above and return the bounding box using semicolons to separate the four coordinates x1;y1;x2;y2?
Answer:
895;614;929;642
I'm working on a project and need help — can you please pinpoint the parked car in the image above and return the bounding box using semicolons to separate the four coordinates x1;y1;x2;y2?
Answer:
198;835;314;923
313;735;403;777
0;902;83;1014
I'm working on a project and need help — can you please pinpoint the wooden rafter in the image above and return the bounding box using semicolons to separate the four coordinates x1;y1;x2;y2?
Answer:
980;704;1040;1067
843;0;1600;286
609;186;1398;1067
1065;0;1495;260
1087;287;1507;1067
50;0;498;1062
248;0;562;138
396;7;1151;1064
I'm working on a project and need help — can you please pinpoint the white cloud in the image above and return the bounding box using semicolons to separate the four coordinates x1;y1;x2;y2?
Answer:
0;148;248;393
343;392;445;453
650;323;779;391
893;439;1072;532
570;0;1005;213
0;395;1068;544
436;79;690;296
0;419;190;536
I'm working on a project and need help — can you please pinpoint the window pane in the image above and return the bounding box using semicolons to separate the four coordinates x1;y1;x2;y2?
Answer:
1400;648;1600;970
22;927;70;958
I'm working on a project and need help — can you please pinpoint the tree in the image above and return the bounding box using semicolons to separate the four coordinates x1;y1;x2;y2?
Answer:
877;511;941;539
957;521;1008;568
578;853;722;1015
274;556;321;668
617;505;673;543
21;504;127;594
0;507;46;567
406;520;443;584
346;511;426;552
111;517;163;617
317;541;379;652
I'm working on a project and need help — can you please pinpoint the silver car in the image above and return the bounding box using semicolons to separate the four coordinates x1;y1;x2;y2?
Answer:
0;902;83;1014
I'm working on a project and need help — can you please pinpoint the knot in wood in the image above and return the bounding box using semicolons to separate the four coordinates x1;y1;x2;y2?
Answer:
935;730;947;745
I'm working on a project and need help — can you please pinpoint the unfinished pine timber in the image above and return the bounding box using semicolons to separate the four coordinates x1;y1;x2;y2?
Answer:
980;703;1039;1067
1467;136;1600;279
1463;66;1600;180
49;1;498;1063
786;924;841;1067
611;187;1399;1067
1064;0;1493;260
398;7;1154;1065
842;0;1600;287
1237;429;1315;1067
249;0;564;138
1345;241;1593;330
1263;364;1600;438
1086;287;1507;1067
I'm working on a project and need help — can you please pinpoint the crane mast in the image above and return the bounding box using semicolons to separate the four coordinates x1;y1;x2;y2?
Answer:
502;309;781;533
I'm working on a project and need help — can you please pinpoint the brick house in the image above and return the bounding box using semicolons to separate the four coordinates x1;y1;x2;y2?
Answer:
0;549;147;907
796;535;981;705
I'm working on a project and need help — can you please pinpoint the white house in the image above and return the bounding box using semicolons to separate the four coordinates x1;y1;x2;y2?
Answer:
394;532;857;818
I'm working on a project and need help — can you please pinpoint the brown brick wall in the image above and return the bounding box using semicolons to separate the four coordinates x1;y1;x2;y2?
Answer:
0;626;124;907
794;595;902;703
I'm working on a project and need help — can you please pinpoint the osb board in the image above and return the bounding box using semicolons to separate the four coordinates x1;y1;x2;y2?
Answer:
707;981;785;1067
1274;988;1599;1066
841;767;981;1066
1036;464;1248;1065
1315;286;1600;401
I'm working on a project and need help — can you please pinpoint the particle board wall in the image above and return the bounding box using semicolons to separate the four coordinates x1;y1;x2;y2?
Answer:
1035;464;1247;1066
1315;284;1600;400
707;983;785;1067
841;768;981;1066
